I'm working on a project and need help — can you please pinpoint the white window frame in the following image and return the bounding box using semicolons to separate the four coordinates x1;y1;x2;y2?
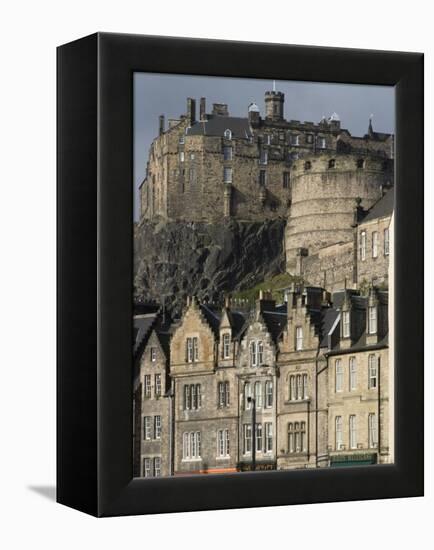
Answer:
244;382;251;410
143;457;152;477
217;429;230;458
360;230;366;261
254;381;262;408
318;136;326;149
186;337;193;362
295;326;303;350
259;149;268;165
224;129;232;140
144;416;152;440
342;310;350;338
250;341;257;367
372;231;379;258
368;305;377;334
193;337;198;361
349;357;357;391
290;375;296;401
384;227;390;256
243;424;252;454
183;431;201;460
150;347;157;362
255;423;263;453
335;416;343;450
179;151;185;162
368;413;378;448
154;415;161;440
144;374;151;398
296;374;303;400
265;423;273;453
335;359;343;392
265;380;273;408
302;373;308;399
153;457;161;477
222;333;230;359
257;341;264;366
368;355;378;389
349;415;357;449
291;134;299;146
155;373;161;397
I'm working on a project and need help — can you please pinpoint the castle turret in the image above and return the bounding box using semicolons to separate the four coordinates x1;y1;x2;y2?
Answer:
264;90;284;122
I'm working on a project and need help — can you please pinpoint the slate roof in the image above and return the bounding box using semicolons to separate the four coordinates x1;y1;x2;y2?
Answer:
362;188;394;223
319;308;340;348
261;309;287;343
187;116;253;139
133;313;158;357
200;304;222;337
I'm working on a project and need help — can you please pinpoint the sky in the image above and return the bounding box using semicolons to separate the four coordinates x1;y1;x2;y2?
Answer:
133;73;395;220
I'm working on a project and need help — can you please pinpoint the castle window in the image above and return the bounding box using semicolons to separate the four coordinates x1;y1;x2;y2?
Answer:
254;381;262;408
328;158;336;169
179;151;185;163
155;374;161;397
303;374;308;399
360;230;366;261
144;416;152;440
342;310;350;338
368;413;378;448
283;171;290;188
384;228;390;256
223;167;232;184
335;359;343;392
289;375;296;401
250;341;257;367
357;158;365;169
183;432;201;459
259;149;268;165
372;231;379;258
257;341;264;365
190;153;195;160
368;355;378;389
223;129;232;140
368;305;377;334
223;146;233;161
179;135;185;145
265;134;271;145
296;374;303;400
150;347;157;362
217;429;230;458
259;170;267;186
306;134;314;144
295;326;303;350
349;357;357;391
279;132;285;141
317;136;326;149
290;134;299;146
335;416;343;450
222;333;230;358
349;415;357;449
304;161;312;171
265;380;273;408
265;423;273;452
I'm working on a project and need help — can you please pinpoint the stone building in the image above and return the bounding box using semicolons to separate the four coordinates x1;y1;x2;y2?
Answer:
324;287;390;467
133;305;172;478
133;285;391;477
139;90;393;226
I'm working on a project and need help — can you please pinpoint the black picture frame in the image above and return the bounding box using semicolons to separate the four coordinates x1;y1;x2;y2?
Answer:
57;32;424;517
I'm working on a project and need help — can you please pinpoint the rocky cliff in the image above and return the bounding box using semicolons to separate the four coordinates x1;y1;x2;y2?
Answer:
134;219;286;316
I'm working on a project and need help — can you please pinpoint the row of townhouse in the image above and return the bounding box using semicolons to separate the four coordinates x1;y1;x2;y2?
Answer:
133;285;390;478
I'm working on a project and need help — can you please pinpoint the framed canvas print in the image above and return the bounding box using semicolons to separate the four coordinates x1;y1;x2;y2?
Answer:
57;33;423;517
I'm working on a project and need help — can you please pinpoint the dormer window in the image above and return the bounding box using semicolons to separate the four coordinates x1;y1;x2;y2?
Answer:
368;305;377;334
342;310;350;338
222;333;230;359
223;129;232;140
295;326;303;350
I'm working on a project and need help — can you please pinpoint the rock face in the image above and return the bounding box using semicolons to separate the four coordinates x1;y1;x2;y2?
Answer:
134;219;286;316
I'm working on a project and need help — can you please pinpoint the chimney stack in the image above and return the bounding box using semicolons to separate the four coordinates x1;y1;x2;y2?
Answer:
159;115;165;136
200;97;206;120
186;98;196;125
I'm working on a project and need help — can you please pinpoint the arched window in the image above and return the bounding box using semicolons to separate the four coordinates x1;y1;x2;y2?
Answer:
223;129;232;140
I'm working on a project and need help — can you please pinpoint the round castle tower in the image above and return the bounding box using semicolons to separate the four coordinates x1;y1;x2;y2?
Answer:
285;153;393;273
